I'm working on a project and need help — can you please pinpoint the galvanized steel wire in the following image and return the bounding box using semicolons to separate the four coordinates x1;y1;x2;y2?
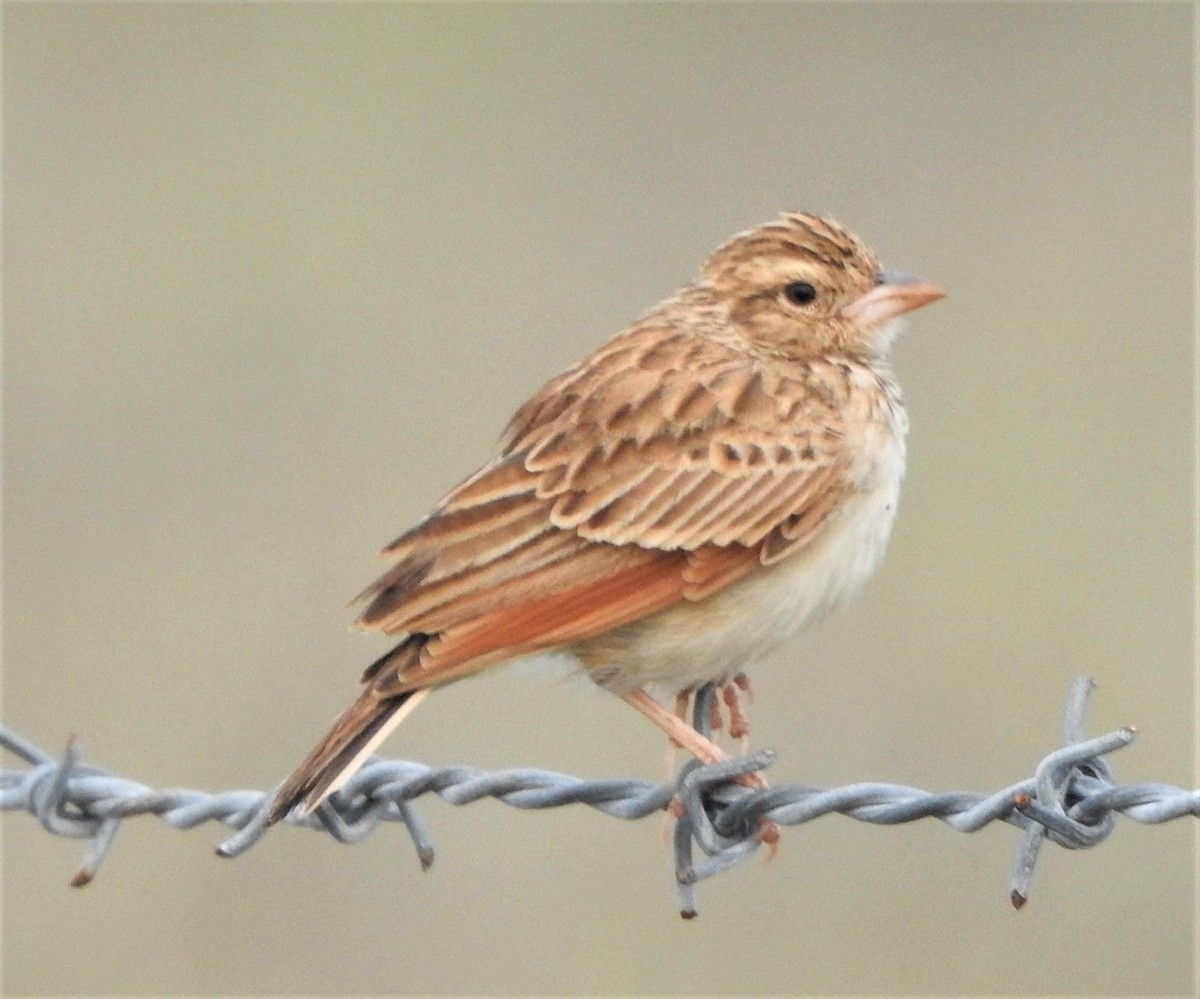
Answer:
3;678;1196;917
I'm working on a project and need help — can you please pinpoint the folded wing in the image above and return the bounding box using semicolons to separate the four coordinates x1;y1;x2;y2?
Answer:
355;327;853;695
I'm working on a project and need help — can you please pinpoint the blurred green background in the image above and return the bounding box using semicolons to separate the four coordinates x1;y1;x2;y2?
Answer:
4;3;1195;996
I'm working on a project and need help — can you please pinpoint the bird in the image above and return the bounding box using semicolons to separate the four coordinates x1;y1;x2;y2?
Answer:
267;211;943;825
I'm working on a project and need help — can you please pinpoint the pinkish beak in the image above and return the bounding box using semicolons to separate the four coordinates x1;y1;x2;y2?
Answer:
841;270;945;327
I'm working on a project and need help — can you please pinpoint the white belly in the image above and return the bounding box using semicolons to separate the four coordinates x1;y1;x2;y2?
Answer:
632;482;898;686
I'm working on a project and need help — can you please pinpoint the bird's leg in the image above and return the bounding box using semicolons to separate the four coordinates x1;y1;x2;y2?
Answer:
622;687;732;766
721;672;752;752
622;686;779;850
622;687;771;795
673;687;692;725
662;687;694;780
659;687;693;841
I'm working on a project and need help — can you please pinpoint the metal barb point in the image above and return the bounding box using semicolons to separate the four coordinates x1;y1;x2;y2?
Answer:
1005;680;1137;907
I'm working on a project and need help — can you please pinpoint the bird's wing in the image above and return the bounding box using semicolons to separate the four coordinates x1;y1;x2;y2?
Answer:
355;328;855;694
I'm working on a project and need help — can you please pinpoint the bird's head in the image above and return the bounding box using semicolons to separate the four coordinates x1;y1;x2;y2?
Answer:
701;212;944;360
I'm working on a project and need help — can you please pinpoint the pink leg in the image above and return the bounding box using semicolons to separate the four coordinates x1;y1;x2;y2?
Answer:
671;688;692;743
622;685;779;851
623;687;731;765
662;687;693;779
722;678;750;746
708;690;724;734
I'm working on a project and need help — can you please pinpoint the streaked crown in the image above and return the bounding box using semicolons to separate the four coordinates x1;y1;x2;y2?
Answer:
703;212;878;289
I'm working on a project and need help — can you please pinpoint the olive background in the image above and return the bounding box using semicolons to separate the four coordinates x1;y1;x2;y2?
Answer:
4;3;1195;996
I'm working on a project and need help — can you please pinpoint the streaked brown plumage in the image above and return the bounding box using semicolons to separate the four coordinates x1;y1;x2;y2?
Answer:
268;212;943;823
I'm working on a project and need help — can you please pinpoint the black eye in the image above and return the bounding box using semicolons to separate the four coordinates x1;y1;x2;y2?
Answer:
782;281;817;306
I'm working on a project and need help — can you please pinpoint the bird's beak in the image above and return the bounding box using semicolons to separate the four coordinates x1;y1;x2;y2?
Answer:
841;269;945;327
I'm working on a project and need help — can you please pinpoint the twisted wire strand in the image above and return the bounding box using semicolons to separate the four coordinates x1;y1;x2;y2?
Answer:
2;678;1196;916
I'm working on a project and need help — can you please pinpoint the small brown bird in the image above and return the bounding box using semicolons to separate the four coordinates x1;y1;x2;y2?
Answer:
268;212;943;823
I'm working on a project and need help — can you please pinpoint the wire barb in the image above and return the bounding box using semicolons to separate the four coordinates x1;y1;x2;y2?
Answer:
2;677;1196;917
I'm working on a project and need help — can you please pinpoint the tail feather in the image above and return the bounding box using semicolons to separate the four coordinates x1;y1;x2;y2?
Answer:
268;687;431;823
269;639;435;824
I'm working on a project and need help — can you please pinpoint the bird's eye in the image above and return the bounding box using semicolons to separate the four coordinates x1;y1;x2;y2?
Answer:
782;281;817;306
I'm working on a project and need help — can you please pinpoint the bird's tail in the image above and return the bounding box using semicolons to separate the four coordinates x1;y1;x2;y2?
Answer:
268;644;431;824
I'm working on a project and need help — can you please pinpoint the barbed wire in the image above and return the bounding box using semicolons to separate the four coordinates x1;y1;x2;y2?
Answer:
2;677;1196;917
